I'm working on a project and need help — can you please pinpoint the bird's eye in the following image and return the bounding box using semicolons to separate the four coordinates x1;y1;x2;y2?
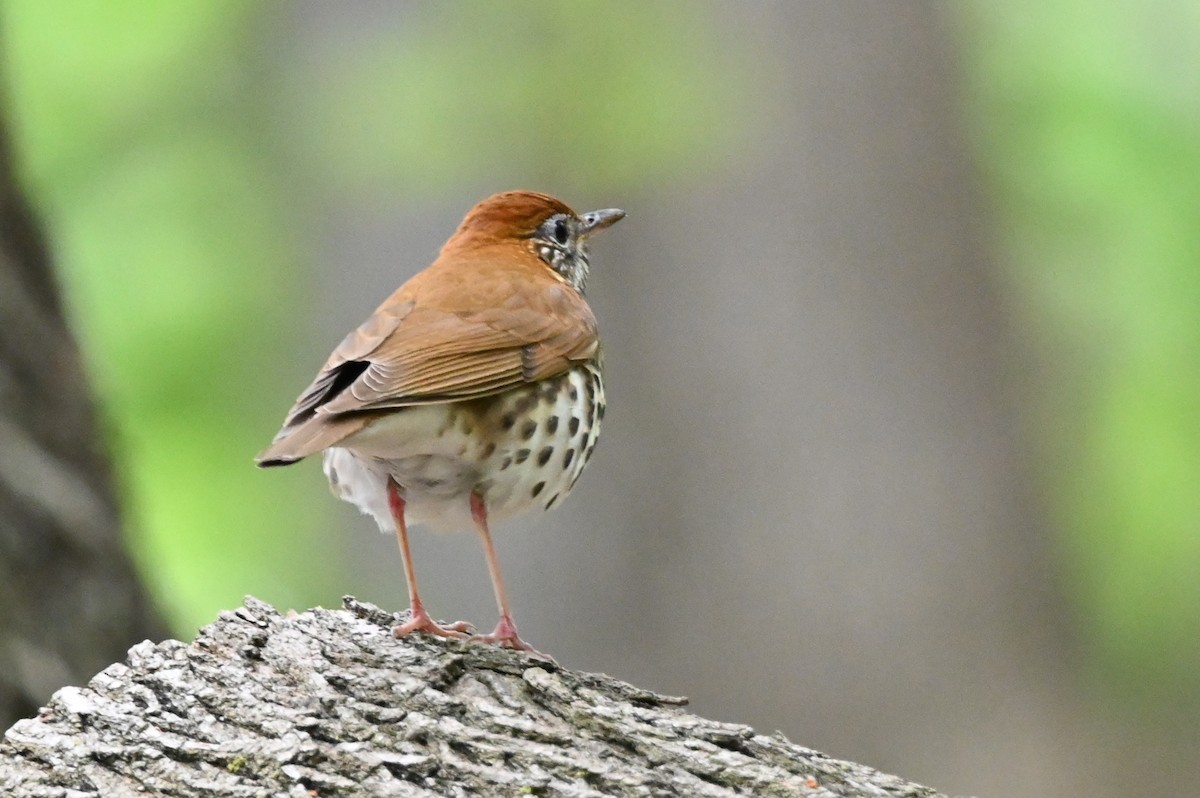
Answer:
553;218;570;246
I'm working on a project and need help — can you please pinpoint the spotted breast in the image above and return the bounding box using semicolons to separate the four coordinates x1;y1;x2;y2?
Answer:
257;191;624;652
322;362;604;533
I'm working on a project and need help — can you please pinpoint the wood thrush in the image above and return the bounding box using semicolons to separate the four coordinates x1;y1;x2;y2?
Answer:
257;191;624;656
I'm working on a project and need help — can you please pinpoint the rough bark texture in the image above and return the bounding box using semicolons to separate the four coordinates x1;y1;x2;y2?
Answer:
0;108;166;728
0;597;946;798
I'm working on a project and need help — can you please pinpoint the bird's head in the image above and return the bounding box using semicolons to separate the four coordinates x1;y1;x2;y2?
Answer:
445;191;625;293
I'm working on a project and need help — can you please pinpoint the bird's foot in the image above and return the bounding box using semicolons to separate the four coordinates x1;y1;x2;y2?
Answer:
469;615;554;662
392;604;472;640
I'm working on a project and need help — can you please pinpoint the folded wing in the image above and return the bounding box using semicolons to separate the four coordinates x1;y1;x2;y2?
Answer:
256;257;597;466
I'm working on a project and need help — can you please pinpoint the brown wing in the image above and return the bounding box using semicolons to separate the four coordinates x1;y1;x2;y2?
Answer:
256;249;597;465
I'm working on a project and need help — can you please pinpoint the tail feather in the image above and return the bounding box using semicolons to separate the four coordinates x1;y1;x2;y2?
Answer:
255;413;374;467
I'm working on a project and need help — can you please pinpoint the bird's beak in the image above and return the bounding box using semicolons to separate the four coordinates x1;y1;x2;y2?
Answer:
580;208;625;236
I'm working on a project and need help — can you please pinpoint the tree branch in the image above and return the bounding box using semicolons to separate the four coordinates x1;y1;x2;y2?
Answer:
0;597;946;797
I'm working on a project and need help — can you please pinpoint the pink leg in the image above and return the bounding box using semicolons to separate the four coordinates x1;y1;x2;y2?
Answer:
387;478;472;639
468;491;551;660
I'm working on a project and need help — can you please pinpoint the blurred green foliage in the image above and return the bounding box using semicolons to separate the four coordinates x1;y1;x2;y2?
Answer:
0;0;740;633
958;2;1200;708
0;0;338;631
285;1;742;198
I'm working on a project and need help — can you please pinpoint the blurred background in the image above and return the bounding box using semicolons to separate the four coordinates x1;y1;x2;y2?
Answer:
1;2;1198;796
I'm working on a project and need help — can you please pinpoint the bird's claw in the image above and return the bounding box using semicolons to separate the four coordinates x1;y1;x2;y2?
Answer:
468;616;555;662
392;606;472;639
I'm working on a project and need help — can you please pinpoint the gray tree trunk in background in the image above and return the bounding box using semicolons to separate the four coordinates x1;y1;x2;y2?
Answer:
280;4;1096;796
0;113;165;727
587;5;1088;794
272;4;1185;796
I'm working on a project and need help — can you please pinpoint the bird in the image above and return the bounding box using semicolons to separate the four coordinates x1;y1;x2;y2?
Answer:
256;191;624;656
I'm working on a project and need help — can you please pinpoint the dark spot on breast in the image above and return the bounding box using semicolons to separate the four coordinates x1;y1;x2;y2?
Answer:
568;417;580;437
501;413;516;430
537;446;553;466
520;419;537;440
545;493;559;510
568;386;579;401
563;449;575;469
546;415;559;434
532;481;545;497
500;457;512;470
481;441;496;459
514;449;530;464
584;442;596;462
513;393;539;415
598;403;606;421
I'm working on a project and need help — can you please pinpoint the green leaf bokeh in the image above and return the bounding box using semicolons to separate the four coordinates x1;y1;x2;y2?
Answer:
1;0;338;631
958;1;1200;707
